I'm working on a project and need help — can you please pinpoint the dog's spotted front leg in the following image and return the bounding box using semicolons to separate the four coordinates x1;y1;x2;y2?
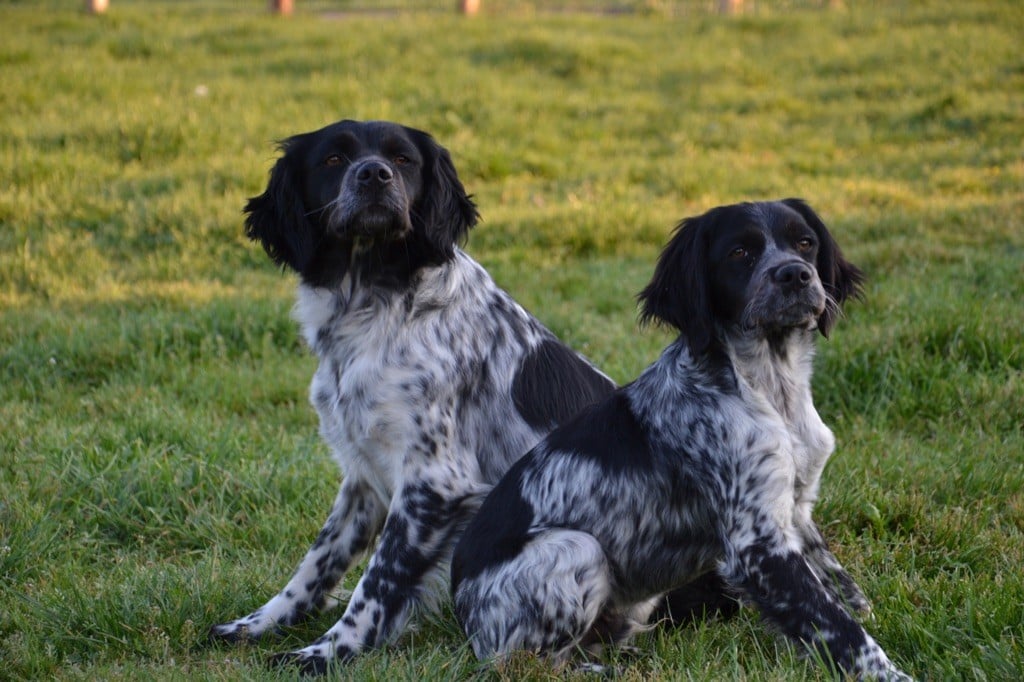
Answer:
798;519;872;615
270;480;470;671
210;476;387;641
723;533;911;681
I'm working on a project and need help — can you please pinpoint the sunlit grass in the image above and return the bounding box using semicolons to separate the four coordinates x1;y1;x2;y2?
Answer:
1;1;1022;679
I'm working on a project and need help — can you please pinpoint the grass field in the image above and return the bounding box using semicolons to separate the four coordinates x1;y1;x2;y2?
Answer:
2;0;1022;679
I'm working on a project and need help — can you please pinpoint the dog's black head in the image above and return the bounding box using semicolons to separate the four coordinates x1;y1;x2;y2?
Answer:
638;199;863;354
244;119;479;288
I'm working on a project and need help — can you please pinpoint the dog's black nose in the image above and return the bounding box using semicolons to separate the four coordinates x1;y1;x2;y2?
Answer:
356;160;394;186
773;262;814;291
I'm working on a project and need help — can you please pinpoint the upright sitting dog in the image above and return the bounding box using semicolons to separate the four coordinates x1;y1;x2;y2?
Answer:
209;119;615;672
452;200;911;680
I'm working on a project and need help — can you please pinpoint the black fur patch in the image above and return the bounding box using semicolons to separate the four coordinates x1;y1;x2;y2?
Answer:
512;339;615;431
543;391;650;472
451;463;535;586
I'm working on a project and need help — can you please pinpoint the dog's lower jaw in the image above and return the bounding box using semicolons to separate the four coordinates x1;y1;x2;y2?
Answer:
331;208;412;244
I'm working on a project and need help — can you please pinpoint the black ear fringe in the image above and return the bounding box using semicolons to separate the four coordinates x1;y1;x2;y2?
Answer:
780;198;865;337
637;214;715;355
411;129;479;260
243;135;317;273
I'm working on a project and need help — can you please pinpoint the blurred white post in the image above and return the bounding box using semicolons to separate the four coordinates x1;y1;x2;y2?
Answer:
270;0;293;15
85;0;109;13
460;0;480;15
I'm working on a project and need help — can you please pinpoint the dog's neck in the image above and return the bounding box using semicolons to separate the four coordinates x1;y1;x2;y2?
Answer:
297;227;450;292
721;327;836;506
293;249;482;356
721;327;818;425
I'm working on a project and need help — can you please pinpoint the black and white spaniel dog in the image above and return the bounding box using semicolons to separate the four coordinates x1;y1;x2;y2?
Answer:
209;119;615;672
452;200;911;681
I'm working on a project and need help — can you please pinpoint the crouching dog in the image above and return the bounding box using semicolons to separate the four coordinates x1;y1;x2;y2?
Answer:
452;199;911;681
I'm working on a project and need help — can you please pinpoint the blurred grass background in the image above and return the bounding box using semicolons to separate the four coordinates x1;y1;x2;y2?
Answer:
1;1;1022;679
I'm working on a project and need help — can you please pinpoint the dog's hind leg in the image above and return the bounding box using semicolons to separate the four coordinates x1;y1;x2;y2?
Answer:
455;528;613;666
210;475;387;641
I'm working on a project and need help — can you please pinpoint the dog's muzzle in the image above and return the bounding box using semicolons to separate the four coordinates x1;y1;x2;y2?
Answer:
743;261;827;331
330;158;412;238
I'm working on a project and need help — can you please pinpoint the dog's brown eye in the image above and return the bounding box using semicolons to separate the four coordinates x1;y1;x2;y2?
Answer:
797;238;814;252
730;247;748;260
325;155;343;167
393;155;409;166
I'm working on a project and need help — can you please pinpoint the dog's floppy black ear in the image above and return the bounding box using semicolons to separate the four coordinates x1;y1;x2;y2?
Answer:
782;198;864;337
637;214;715;354
244;136;316;273
411;129;479;257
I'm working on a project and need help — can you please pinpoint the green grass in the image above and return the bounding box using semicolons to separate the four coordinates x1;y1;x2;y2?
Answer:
2;1;1022;679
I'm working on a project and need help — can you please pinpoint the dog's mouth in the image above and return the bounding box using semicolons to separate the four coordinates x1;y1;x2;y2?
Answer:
741;289;827;333
326;192;413;242
349;202;413;238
